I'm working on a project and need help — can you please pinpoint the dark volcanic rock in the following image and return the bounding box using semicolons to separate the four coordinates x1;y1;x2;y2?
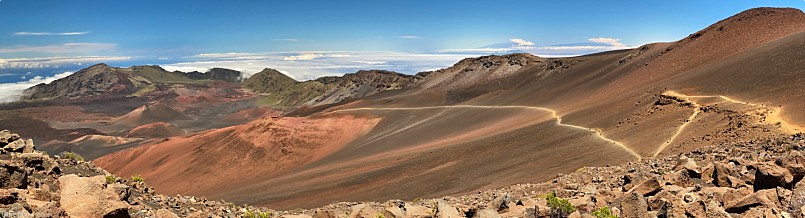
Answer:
185;68;242;83
20;64;137;101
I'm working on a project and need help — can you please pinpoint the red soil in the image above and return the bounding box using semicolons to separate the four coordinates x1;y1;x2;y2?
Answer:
95;114;380;197
221;108;281;123
112;104;193;127
127;122;186;138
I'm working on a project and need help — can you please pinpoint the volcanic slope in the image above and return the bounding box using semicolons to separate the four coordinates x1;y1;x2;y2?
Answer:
96;8;805;209
244;68;418;108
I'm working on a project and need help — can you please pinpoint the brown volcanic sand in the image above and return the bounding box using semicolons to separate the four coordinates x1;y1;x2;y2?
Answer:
221;108;281;123
95;115;381;196
19;105;113;123
127;122;186;138
215;107;638;209
39;135;144;160
96;8;805;210
112;104;193;127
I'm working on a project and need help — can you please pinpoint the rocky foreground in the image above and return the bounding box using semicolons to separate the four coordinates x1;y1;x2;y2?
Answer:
1;129;804;217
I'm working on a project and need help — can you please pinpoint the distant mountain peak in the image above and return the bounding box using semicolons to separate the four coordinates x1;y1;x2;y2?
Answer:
86;63;114;71
732;7;803;18
684;7;805;41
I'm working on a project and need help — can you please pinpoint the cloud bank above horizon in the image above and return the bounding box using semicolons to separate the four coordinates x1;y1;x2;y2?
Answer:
0;37;632;103
0;71;73;103
162;51;475;81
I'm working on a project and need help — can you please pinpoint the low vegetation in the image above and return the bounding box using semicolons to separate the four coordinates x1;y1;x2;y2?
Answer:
130;174;145;183
546;192;576;218
60;151;85;162
592;206;618;218
105;175;117;184
242;210;272;218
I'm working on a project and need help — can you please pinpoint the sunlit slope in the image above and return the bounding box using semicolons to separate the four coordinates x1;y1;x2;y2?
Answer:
96;7;805;210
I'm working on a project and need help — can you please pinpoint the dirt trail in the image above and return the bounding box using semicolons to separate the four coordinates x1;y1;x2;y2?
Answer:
329;105;642;159
652;91;804;157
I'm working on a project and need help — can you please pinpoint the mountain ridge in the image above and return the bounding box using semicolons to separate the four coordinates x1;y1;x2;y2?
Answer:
93;7;805;209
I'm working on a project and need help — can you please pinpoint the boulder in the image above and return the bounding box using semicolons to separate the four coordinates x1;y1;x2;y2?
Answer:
568;196;595;212
626;178;662;197
788;181;805;217
155;208;180;218
665;169;695;187
487;193;510;213
753;162;794;191
673;156;701;175
685;200;706;218
724;189;781;213
619;192;649;218
472;208;500;218
0;130;20;146
0;161;27;189
703;200;730;218
742;207;782;217
404;204;432;218
313;209;338;218
435;200;461;218
701;163;715;184
383;206;405;218
4;138;35;153
349;204;380;218
31;201;67;217
59;174;130;217
0;189;21;204
654;200;685;218
712;163;735;187
780;151;805;184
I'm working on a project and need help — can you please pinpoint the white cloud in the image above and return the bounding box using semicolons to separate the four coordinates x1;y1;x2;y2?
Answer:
510;38;535;47
440;37;632;57
0;56;131;69
272;38;302;42
163;51;474;81
436;48;521;53
0;43;117;54
13;31;89;36
399;36;422;39
282;53;321;61
0;71;74;103
588;38;626;47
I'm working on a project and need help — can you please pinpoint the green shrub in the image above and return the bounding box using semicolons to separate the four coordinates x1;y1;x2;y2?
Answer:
61;152;84;162
105;175;116;184
130;175;145;183
242;210;255;218
242;210;271;218
592;206;618;218
546;192;576;218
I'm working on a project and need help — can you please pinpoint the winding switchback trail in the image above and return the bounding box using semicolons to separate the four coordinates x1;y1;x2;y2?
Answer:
652;91;804;157
329;105;642;159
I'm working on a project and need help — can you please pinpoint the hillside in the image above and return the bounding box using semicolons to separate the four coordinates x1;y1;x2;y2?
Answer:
20;64;244;101
94;7;805;209
244;68;417;108
7;131;805;217
20;64;138;101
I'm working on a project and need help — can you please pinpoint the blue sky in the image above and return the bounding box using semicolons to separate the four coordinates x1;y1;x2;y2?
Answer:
0;0;804;100
3;1;804;57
